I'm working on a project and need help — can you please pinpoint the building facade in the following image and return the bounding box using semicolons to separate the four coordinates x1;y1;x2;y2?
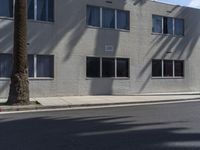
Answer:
0;0;200;98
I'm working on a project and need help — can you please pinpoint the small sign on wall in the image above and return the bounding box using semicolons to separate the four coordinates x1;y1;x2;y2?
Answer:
105;45;114;52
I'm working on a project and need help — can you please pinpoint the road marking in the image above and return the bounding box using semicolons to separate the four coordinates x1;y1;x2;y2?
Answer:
0;98;200;115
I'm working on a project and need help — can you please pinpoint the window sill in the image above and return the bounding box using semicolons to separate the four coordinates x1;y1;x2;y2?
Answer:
86;77;130;80
151;32;184;37
87;25;130;32
28;19;55;24
29;77;54;80
0;78;10;81
0;17;54;24
0;16;13;21
152;77;184;79
0;77;54;81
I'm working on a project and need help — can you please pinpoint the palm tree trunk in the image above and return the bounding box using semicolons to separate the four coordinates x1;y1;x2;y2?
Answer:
7;0;29;105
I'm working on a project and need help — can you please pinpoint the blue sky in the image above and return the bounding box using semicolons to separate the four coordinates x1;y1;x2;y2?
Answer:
155;0;200;8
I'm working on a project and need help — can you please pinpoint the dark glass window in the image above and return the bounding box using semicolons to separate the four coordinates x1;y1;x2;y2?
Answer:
37;55;54;77
47;0;54;22
175;19;184;36
86;5;100;27
28;0;34;19
152;15;162;33
0;0;13;17
102;8;115;28
117;58;129;77
163;17;173;34
37;0;54;21
86;57;100;77
102;58;115;77
164;60;173;77
28;0;54;22
175;60;184;77
117;10;130;30
28;55;34;77
152;60;162;77
0;54;12;77
37;0;47;21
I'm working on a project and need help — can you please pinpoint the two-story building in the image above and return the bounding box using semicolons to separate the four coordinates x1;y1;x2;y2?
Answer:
0;0;200;98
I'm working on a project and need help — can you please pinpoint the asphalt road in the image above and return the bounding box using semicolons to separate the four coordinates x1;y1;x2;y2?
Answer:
0;101;200;150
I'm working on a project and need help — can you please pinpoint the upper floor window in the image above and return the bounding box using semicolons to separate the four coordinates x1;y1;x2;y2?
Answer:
152;15;184;36
86;5;130;30
117;10;130;30
102;8;115;29
28;0;54;22
0;0;54;22
163;17;173;34
0;0;13;17
86;5;100;27
174;18;184;36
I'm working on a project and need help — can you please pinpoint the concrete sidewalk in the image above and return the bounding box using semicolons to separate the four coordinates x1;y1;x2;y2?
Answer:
0;94;200;112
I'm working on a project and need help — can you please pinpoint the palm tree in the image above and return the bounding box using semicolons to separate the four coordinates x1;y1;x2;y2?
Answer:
7;0;29;105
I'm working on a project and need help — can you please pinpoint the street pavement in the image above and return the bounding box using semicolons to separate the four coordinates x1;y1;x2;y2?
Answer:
0;100;200;150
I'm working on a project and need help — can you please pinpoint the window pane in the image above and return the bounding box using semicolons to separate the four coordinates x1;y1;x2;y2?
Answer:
86;57;100;77
86;6;100;27
152;15;162;33
28;0;34;19
37;55;54;77
47;0;54;21
37;0;47;21
175;19;184;36
0;0;13;17
117;10;129;30
102;8;115;28
102;58;115;77
175;60;184;77
28;55;34;77
152;60;162;77
0;54;12;77
164;60;173;77
163;17;173;34
117;58;129;77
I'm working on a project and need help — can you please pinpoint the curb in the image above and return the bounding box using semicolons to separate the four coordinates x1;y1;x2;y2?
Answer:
0;97;200;113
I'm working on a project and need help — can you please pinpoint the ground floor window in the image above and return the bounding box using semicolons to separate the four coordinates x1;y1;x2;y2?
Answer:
0;54;12;77
152;59;184;78
86;57;100;78
86;57;129;78
28;55;54;78
0;54;54;78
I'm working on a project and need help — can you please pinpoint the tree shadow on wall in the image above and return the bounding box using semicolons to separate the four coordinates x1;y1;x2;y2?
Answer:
137;6;200;92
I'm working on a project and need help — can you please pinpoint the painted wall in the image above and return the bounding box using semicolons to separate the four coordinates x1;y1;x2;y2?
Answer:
0;0;200;98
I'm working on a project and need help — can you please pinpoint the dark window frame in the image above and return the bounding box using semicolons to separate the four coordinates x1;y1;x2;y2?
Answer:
86;5;100;27
0;0;54;22
86;5;130;31
152;14;184;36
28;0;54;22
86;56;130;78
0;53;54;79
86;57;100;78
0;0;14;18
152;59;184;78
174;18;185;36
36;54;54;78
174;60;184;77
